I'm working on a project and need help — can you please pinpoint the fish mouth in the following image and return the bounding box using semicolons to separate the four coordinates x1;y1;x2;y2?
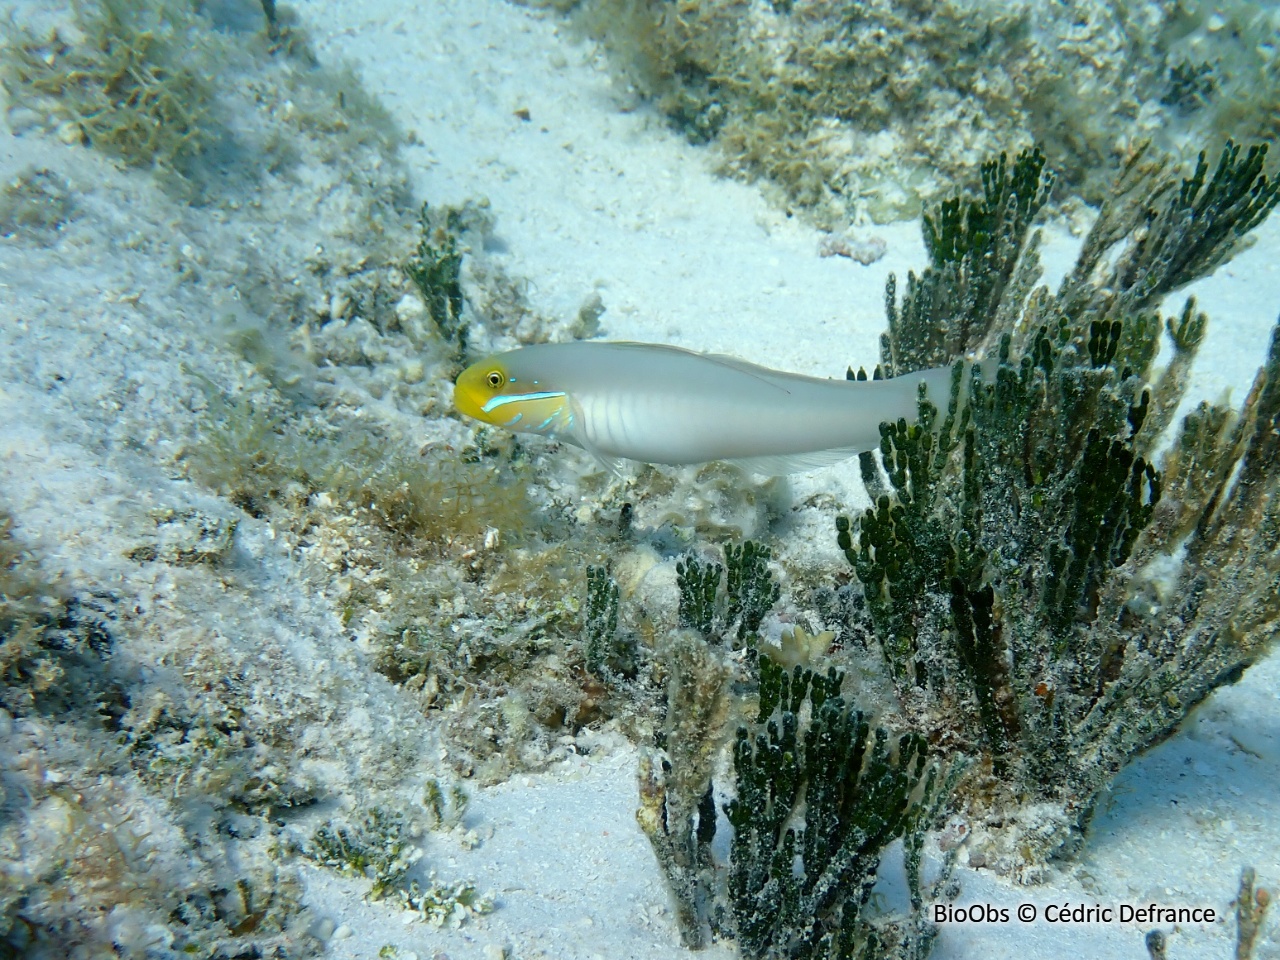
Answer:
452;372;489;422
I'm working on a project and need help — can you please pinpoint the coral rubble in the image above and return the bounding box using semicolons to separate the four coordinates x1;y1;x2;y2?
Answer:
546;0;1280;224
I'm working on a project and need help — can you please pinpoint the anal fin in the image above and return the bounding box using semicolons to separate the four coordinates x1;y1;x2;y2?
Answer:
723;447;861;476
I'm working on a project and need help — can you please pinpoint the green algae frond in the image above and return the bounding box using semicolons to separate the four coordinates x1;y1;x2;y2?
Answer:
839;140;1280;868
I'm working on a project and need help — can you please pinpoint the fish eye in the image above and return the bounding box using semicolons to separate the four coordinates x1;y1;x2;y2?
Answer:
486;370;505;388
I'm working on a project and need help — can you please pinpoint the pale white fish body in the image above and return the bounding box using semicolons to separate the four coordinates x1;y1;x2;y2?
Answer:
455;341;952;475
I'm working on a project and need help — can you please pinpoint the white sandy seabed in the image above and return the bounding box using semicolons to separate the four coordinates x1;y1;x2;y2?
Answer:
267;4;1280;957
3;0;1280;958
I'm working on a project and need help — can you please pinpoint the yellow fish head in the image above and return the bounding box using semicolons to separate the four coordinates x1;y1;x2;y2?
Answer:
454;355;571;435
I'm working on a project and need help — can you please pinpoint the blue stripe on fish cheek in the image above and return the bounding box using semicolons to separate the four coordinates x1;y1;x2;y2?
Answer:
481;390;567;414
505;412;524;426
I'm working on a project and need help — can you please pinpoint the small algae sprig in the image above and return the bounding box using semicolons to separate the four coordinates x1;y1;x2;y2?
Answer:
672;539;781;648
305;797;491;925
881;146;1055;375
2;0;219;173
725;539;782;643
582;564;621;676
638;650;957;956
637;629;732;948
309;806;422;902
1144;867;1275;960
637;544;958;956
1233;868;1274;960
403;201;467;351
838;140;1280;870
725;658;959;960
637;541;781;947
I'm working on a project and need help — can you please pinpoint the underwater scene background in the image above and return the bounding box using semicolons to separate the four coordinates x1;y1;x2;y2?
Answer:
1;0;1279;958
